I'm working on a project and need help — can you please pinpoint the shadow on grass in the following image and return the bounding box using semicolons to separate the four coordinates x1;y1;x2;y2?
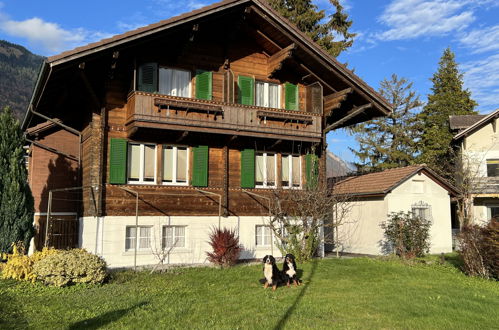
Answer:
0;282;28;329
443;253;464;271
273;258;319;330
68;301;149;330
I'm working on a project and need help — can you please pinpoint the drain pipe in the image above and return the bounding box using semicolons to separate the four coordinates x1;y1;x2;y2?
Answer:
118;187;139;271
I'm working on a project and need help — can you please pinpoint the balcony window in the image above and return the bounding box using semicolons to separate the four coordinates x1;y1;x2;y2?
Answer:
486;159;499;177
162;145;189;185
159;68;191;97
255;81;280;108
256;152;276;188
282;154;301;188
128;143;156;184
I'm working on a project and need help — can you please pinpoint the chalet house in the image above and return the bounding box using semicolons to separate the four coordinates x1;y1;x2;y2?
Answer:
451;109;499;224
22;0;391;267
332;165;458;255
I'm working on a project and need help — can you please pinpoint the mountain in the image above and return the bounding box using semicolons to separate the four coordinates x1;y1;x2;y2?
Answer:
326;151;354;178
0;40;44;119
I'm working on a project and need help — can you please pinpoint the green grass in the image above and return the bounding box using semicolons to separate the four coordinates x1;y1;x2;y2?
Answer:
1;256;498;329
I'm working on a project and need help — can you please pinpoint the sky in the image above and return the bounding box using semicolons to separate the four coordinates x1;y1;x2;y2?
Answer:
0;0;498;163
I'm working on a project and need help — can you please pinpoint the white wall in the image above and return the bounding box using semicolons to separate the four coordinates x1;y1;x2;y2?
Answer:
79;215;282;268
387;172;453;254
338;172;453;255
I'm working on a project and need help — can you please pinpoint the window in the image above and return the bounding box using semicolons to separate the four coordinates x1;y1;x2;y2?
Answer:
162;145;189;185
255;81;280;108
411;201;431;221
162;226;186;248
486;159;499;177
159;68;191;97
256;152;276;188
487;206;499;220
125;226;151;250
128;143;156;184
256;225;272;246
282;154;301;188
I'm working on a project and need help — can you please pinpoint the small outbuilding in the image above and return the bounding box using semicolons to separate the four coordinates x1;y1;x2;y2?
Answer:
332;165;459;255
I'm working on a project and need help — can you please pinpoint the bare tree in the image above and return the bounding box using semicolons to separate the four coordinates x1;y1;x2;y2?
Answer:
267;184;354;261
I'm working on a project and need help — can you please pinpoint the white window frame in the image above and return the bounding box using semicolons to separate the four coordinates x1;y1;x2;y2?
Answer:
255;81;281;109
255;152;277;188
127;143;157;184
125;226;151;251
162;225;187;248
411;201;432;222
255;225;272;247
161;145;190;186
159;67;192;98
281;154;302;189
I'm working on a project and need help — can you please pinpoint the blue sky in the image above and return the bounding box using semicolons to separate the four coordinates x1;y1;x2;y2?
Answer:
0;0;498;163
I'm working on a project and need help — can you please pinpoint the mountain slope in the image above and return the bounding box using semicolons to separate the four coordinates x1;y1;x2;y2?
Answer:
0;40;44;119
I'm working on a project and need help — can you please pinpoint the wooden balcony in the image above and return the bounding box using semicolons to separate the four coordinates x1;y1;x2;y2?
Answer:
126;92;322;142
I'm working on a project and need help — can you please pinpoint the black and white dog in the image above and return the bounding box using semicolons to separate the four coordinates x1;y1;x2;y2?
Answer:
262;255;281;291
281;254;300;287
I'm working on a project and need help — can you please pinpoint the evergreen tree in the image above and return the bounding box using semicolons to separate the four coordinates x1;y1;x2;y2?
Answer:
350;74;422;172
418;48;478;178
0;106;34;253
268;0;356;57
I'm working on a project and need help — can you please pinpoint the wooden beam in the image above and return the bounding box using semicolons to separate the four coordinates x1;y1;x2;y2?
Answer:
255;29;282;51
269;139;282;149
325;103;372;133
323;88;353;117
299;63;336;93
79;70;101;110
268;43;295;76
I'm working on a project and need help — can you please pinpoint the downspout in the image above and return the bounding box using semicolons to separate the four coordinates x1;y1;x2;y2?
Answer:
118;187;139;271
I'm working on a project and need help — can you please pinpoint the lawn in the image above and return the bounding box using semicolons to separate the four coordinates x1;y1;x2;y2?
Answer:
1;256;498;329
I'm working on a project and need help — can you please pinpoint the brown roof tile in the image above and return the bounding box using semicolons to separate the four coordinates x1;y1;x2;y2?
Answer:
449;115;486;130
332;165;458;197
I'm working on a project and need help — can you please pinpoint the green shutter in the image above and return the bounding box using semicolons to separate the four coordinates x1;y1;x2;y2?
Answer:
238;75;254;105
195;70;212;100
305;153;319;189
240;149;255;188
192;146;209;187
109;138;127;184
137;62;158;92
285;83;298;110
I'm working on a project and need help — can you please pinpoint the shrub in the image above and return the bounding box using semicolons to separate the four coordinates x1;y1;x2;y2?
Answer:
1;242;58;282
381;211;431;258
33;249;107;287
206;227;240;268
458;218;498;279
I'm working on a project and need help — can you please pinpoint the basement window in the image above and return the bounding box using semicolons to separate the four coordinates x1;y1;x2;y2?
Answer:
256;225;272;246
125;226;151;251
162;226;186;248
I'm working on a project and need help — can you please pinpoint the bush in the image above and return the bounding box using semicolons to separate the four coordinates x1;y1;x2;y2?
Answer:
1;242;58;282
381;211;431;258
32;249;107;287
458;218;498;279
206;227;240;268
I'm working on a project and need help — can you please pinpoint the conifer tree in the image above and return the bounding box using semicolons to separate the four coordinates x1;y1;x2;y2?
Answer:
350;74;422;172
0;106;34;253
418;48;478;178
268;0;356;57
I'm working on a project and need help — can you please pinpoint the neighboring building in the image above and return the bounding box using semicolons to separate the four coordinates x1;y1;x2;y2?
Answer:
332;165;458;255
22;0;391;267
451;109;499;224
326;151;353;178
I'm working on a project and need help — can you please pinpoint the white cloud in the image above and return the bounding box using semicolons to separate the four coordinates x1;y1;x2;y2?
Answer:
376;0;475;41
0;9;110;55
462;53;499;109
459;25;499;54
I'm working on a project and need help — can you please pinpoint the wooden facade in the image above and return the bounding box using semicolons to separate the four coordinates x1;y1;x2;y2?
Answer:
24;0;391;227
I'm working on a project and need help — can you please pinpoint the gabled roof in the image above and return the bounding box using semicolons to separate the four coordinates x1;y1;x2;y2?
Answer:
332;165;459;197
449;115;486;131
453;109;499;141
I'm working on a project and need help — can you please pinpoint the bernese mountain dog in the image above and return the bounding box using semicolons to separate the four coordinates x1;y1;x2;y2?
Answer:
282;253;300;287
262;255;281;291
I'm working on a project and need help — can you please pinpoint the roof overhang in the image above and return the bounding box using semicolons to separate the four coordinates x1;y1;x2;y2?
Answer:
453;108;499;141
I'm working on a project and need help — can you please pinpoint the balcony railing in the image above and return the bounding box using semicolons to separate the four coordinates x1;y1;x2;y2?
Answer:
126;92;322;142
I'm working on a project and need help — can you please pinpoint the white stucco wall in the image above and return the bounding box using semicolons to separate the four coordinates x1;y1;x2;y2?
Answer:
338;172;453;255
79;215;282;268
387;172;453;254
